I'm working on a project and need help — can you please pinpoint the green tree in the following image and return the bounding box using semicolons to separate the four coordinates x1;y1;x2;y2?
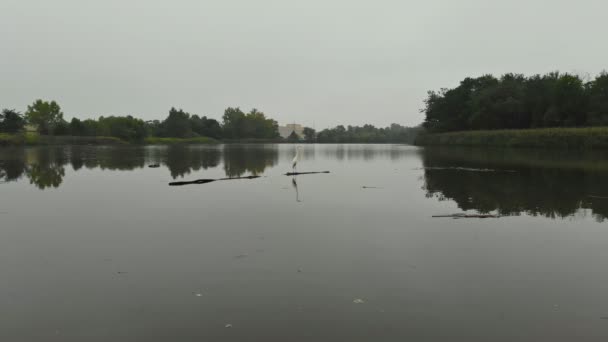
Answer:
53;120;70;135
587;72;608;125
287;131;300;142
97;116;147;141
69;118;86;136
302;127;316;142
190;114;222;139
162;108;192;138
222;107;246;139
0;109;26;133
222;107;279;139
25;100;64;135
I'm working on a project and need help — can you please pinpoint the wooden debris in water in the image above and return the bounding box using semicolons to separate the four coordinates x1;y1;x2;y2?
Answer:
432;213;500;219
362;186;383;189
169;175;260;186
284;171;330;176
148;164;160;168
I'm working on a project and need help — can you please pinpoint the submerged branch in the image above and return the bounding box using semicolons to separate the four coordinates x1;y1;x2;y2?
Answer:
169;175;261;186
284;171;330;176
432;213;500;219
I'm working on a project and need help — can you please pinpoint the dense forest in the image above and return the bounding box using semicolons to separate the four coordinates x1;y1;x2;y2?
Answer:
0;100;420;143
422;72;608;132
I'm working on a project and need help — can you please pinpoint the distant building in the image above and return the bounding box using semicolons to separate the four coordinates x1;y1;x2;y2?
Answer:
278;123;304;139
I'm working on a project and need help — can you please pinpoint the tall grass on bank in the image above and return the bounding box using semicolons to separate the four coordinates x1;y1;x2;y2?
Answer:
415;127;608;149
143;136;218;145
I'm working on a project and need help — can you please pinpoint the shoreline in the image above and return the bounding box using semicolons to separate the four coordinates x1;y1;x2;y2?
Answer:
0;133;416;146
414;127;608;149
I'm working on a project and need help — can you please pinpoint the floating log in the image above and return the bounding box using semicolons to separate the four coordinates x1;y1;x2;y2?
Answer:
169;175;261;186
148;164;160;168
362;186;383;189
432;213;500;219
284;171;330;176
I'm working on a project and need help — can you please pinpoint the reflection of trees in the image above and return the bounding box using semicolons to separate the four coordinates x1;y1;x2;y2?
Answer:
421;148;608;221
69;146;146;171
26;148;66;190
0;149;27;183
321;144;417;161
1;145;280;188
165;146;221;179
93;147;146;170
223;144;278;178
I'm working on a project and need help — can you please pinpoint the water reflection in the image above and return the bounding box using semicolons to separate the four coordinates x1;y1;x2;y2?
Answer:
421;147;608;221
223;144;278;178
320;144;416;161
163;146;221;179
0;150;26;183
0;145;279;189
292;176;301;202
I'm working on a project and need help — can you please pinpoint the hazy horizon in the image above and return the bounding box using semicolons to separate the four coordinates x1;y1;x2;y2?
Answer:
2;0;607;129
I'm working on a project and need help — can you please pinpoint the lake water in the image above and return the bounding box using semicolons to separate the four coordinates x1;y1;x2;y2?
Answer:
2;144;608;341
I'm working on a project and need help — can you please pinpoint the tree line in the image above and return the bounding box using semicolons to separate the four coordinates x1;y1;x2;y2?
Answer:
314;124;422;143
422;71;608;132
1;99;421;143
0;101;280;142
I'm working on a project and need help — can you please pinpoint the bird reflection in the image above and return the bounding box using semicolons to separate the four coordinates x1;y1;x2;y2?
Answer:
292;176;301;202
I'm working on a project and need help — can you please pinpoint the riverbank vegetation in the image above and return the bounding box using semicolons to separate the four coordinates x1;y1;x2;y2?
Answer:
416;71;608;148
422;72;608;132
1;100;419;145
315;124;422;144
415;127;608;149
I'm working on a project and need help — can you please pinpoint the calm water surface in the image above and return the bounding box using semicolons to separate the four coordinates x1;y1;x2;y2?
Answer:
2;144;608;341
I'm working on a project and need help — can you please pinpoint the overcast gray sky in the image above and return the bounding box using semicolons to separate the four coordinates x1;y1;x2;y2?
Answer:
1;0;607;128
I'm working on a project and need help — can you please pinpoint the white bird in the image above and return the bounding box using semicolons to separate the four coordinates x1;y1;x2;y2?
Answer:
292;146;302;172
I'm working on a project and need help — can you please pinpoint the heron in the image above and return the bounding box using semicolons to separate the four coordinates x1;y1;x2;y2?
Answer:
292;146;302;172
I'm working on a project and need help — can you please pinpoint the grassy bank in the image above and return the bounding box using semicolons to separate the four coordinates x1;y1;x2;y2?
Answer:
1;133;223;146
415;127;608;149
1;133;127;146
143;136;218;145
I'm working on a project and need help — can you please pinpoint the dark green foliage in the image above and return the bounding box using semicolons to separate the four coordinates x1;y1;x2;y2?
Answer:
302;127;316;142
150;108;223;139
221;107;279;139
96;116;147;141
0;109;26;133
53;120;70;136
587;72;608;125
190;114;222;139
422;72;606;132
162;108;193;138
317;124;421;143
287;131;300;142
25;100;65;135
69;118;86;136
